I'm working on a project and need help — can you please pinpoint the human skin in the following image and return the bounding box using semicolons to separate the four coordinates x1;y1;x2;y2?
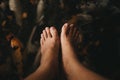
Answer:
61;23;108;80
25;27;60;80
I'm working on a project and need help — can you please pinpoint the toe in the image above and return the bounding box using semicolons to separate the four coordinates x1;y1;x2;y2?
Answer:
74;31;80;44
73;27;77;37
43;30;47;39
40;34;44;46
68;24;74;37
61;23;69;35
41;33;45;41
79;34;83;43
45;27;52;37
75;31;79;41
50;27;58;38
40;38;43;46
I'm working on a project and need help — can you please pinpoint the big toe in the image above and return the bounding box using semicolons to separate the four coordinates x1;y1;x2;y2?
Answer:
50;27;58;38
61;23;69;35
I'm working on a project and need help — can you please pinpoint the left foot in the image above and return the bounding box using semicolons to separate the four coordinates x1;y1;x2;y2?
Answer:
40;27;60;78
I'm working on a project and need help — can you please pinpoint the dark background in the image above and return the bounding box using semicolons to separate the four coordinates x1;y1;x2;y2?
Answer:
0;0;120;80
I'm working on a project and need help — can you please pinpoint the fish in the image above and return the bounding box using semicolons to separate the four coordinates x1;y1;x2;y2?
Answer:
9;0;22;27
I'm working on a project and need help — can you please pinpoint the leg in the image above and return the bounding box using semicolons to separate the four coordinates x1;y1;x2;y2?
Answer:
61;23;108;80
25;27;60;80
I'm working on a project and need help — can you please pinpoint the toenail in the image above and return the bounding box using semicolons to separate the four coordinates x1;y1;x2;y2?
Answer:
70;24;74;27
64;23;68;27
43;30;45;32
45;27;49;30
51;27;55;30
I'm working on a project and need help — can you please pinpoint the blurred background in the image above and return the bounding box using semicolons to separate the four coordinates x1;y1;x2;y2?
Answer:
0;0;120;80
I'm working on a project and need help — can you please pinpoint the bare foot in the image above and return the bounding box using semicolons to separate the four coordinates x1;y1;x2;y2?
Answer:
25;27;59;80
61;23;80;58
61;23;80;78
40;27;60;78
61;23;108;80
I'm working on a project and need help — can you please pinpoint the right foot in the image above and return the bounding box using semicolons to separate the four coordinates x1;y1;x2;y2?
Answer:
61;23;80;59
61;23;107;80
61;23;81;78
